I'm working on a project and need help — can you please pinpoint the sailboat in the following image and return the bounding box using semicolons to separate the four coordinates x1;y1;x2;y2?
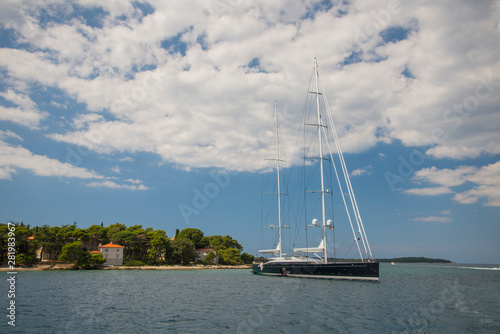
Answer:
252;58;379;280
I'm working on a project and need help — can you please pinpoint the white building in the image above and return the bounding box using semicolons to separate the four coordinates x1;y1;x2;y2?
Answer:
98;242;125;266
195;248;219;264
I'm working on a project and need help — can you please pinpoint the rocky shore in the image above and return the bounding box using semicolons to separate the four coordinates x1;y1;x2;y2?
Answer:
0;264;252;271
106;265;252;270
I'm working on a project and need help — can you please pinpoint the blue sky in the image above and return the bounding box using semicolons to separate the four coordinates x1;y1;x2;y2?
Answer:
0;0;499;263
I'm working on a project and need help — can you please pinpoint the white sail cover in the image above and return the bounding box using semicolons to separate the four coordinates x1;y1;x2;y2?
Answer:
259;243;281;254
293;239;324;253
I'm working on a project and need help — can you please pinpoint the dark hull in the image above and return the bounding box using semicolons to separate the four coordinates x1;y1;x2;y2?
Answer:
252;261;379;281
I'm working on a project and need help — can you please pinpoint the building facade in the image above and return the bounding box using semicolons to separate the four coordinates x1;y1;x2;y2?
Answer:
98;242;125;266
195;248;219;264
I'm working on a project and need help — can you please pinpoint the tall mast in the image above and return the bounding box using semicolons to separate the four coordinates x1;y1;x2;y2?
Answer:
259;100;287;257
274;100;283;258
314;58;328;264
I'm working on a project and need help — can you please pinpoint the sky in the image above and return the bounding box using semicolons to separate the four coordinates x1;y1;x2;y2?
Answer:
0;0;499;264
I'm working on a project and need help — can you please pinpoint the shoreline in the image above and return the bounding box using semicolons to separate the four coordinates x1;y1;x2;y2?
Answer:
0;264;252;271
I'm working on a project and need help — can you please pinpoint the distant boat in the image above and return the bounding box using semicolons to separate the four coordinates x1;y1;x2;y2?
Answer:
391;262;396;265
252;58;379;281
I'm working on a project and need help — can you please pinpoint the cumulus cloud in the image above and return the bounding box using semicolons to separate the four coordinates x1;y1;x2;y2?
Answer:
412;166;477;187
351;165;372;177
0;131;145;190
0;136;149;190
405;161;500;207
412;216;452;223
0;130;23;141
109;166;121;174
86;180;148;191
0;90;48;128
404;187;453;196
0;137;102;180
125;178;142;184
452;162;500;206
0;0;498;172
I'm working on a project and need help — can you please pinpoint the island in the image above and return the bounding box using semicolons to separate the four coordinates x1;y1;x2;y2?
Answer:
0;222;254;270
378;257;454;263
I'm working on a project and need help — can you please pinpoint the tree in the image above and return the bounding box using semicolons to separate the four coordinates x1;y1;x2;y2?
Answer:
241;252;254;264
203;235;242;251
219;248;242;265
58;241;106;268
1;221;247;268
203;251;216;264
31;224;75;261
146;230;171;265
34;225;59;261
176;228;205;249
58;224;79;244
78;253;106;268
16;253;36;266
106;223;126;240
170;238;196;265
0;223;35;264
58;241;87;263
109;225;148;261
0;224;11;263
82;225;108;250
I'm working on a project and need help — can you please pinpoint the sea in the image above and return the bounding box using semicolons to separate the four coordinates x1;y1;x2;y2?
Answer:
1;263;499;333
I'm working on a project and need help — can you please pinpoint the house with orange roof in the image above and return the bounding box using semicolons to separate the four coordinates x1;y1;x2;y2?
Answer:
98;242;125;266
27;236;54;261
195;248;219;264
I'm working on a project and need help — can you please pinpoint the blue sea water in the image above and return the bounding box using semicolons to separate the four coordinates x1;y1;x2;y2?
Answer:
1;263;499;333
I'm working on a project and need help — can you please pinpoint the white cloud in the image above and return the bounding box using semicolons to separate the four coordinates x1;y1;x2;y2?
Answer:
0;48;69;86
453;162;500;206
404;187;453;196
412;166;477;187
73;113;104;130
125;178;142;184
109;166;121;174
86;180;148;191
0;166;17;181
0;90;48;129
0;89;36;110
412;216;452;223
0;137;148;190
0;1;498;171
351;165;372;177
380;2;500;159
0;105;45;129
0;130;23;141
0;138;102;180
406;161;500;207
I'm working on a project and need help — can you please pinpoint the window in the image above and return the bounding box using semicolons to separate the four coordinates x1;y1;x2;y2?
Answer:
116;249;119;252
116;254;119;258
105;249;108;252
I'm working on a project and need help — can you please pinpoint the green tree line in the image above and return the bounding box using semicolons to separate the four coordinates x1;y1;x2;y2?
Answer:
378;257;453;263
0;223;254;268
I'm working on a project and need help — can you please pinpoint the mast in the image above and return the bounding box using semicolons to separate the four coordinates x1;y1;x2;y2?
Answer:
259;100;288;257
314;58;328;264
274;100;283;258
